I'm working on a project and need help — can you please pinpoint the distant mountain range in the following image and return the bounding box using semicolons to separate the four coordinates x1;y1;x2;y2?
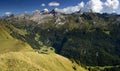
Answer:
0;11;120;71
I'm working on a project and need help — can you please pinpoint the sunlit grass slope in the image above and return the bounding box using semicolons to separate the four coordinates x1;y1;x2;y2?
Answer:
0;52;87;71
0;26;13;39
0;24;33;53
0;39;33;53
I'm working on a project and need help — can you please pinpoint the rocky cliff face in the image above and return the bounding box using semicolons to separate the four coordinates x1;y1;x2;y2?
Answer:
12;9;66;25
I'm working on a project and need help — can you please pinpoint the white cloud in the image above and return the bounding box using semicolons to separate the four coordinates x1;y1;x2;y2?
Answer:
86;0;103;12
41;3;45;7
48;2;60;6
78;1;85;8
56;0;119;14
43;8;49;12
57;2;85;14
104;0;119;9
5;12;12;16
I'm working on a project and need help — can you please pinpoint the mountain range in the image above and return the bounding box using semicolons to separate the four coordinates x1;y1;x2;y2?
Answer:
0;10;120;71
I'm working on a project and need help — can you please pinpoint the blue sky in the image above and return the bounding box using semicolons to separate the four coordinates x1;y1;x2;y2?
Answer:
0;0;120;16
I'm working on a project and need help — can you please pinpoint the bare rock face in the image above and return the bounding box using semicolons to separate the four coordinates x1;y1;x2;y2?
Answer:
13;9;53;24
14;14;31;20
73;10;83;15
30;9;57;24
7;8;67;25
7;9;66;25
31;9;66;25
41;9;49;14
30;10;42;23
49;9;60;17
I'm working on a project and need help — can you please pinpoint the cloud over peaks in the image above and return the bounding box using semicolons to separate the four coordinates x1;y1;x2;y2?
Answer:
57;2;85;14
56;0;119;14
104;0;119;9
86;0;103;12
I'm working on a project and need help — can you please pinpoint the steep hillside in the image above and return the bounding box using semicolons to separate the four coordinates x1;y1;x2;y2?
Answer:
0;52;87;71
0;24;13;39
0;20;33;53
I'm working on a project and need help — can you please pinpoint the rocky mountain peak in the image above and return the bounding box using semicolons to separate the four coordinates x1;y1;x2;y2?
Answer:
41;8;49;14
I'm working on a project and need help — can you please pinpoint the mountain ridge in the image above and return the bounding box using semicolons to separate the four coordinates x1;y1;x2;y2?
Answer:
0;12;120;71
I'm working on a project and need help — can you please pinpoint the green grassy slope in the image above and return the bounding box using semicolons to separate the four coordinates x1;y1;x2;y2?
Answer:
0;52;87;71
0;26;13;39
0;39;33;53
0;22;33;53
